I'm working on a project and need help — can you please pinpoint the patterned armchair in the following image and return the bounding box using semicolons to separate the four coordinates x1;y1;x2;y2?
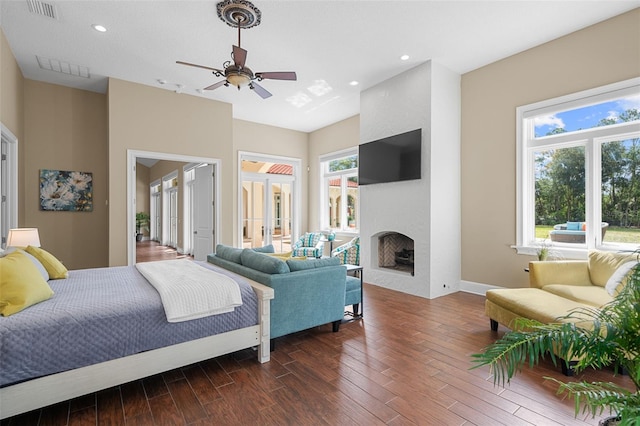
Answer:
331;236;360;265
291;232;324;258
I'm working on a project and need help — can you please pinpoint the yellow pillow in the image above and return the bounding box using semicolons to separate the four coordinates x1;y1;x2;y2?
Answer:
266;251;307;260
588;250;636;287
0;251;54;316
25;246;68;279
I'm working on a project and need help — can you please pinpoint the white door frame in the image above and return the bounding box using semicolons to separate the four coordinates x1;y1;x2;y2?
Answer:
238;151;301;248
1;123;18;248
127;150;221;266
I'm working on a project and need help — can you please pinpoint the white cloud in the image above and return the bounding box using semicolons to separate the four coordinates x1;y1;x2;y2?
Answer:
618;93;640;111
534;114;565;129
606;110;619;121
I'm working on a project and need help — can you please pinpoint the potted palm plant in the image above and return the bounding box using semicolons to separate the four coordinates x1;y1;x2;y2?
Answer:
472;250;639;425
135;212;150;242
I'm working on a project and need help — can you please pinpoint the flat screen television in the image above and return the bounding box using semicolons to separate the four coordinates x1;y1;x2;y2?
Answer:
358;128;422;185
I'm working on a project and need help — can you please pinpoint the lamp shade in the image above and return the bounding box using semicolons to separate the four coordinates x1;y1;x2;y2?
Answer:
6;228;41;248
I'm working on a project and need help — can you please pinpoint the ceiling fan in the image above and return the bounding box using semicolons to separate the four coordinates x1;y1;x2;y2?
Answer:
177;0;296;99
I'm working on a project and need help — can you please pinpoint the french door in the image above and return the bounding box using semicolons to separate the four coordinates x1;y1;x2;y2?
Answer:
240;154;299;253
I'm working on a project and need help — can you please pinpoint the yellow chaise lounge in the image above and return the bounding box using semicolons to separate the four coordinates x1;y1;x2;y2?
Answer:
485;250;637;374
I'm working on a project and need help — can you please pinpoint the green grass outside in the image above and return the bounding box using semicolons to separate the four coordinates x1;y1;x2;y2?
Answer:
535;225;640;244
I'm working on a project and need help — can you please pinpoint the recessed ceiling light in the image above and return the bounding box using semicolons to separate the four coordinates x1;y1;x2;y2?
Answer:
92;24;107;32
349;81;359;86
400;55;409;61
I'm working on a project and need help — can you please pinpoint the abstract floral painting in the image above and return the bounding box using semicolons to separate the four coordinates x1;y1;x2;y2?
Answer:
39;169;93;211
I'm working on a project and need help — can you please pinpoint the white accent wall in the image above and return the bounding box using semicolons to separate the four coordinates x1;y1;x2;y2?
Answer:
359;60;461;299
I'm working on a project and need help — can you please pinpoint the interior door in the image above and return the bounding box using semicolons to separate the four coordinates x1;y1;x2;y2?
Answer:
193;164;214;261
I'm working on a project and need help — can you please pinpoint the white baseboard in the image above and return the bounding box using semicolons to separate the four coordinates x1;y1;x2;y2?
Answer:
459;280;501;296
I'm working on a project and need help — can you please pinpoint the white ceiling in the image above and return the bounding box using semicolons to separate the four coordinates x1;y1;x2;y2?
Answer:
2;1;638;133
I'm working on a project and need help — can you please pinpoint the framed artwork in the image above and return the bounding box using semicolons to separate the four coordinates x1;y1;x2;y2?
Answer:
39;169;93;212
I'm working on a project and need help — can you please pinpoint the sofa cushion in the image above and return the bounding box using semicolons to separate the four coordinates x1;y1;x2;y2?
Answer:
215;244;243;264
486;288;593;325
566;221;582;231
588;250;636;287
240;249;290;274
287;256;340;272
542;284;612;308
253;244;275;254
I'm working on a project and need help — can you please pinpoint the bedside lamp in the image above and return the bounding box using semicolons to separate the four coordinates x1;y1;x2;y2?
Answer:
6;228;41;248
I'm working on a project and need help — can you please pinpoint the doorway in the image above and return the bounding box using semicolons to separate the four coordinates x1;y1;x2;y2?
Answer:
127;150;220;265
239;152;300;252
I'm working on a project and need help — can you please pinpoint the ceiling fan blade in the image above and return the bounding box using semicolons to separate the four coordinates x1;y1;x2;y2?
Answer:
232;45;247;69
203;80;227;91
176;60;224;74
255;72;297;81
250;82;272;99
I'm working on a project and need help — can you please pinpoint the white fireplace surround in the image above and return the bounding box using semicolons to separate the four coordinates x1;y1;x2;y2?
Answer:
359;60;461;299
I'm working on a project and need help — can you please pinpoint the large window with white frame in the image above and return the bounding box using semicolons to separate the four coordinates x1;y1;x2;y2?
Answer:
320;148;359;232
516;78;640;255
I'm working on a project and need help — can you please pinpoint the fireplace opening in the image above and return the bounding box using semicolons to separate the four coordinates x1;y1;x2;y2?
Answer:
378;232;414;275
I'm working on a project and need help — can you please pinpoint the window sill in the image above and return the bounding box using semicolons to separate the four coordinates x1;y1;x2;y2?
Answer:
512;243;638;260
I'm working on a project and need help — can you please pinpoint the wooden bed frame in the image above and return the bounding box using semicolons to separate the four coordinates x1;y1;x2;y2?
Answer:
0;280;273;420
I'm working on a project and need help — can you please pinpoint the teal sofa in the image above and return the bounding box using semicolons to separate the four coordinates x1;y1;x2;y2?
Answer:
208;244;359;340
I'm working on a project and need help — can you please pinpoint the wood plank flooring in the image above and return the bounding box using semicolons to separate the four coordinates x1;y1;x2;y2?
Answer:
2;274;633;424
135;241;193;263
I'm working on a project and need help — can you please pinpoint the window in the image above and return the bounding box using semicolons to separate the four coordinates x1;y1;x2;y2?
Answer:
320;148;359;232
516;78;640;255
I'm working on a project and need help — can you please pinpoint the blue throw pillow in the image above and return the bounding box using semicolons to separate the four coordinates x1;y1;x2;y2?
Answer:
567;222;582;231
241;249;290;274
253;244;275;254
215;244;243;264
287;257;340;272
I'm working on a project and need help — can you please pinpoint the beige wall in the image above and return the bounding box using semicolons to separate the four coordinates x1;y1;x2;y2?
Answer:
1;29;25;224
108;78;233;266
23;80;109;269
461;9;640;288
308;115;360;232
233;119;309;233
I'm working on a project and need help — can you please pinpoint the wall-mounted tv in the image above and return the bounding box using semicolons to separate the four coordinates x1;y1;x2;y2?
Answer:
358;128;422;185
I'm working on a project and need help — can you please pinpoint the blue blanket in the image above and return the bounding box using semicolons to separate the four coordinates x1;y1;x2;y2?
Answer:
0;262;257;386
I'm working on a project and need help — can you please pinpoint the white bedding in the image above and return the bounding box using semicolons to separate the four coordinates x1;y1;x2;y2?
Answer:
136;259;242;322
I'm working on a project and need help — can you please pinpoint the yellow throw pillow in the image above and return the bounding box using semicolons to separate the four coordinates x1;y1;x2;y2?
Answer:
588;250;636;287
0;251;54;316
266;251;307;260
25;246;68;279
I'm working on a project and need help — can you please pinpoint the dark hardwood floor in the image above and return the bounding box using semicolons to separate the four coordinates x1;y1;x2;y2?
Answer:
2;266;633;425
135;240;193;263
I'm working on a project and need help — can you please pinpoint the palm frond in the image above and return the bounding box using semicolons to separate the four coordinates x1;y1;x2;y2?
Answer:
548;378;633;419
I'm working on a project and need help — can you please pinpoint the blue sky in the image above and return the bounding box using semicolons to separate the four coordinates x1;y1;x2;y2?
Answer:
534;94;640;137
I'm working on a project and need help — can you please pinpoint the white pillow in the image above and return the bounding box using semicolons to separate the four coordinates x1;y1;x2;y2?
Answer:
1;247;50;282
605;261;638;296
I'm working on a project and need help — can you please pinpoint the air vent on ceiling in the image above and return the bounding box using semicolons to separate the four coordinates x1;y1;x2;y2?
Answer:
36;56;90;78
26;0;58;19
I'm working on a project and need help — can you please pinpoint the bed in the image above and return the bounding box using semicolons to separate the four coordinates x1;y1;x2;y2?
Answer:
0;260;273;419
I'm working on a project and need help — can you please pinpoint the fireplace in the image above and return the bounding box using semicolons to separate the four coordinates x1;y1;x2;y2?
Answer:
378;232;414;275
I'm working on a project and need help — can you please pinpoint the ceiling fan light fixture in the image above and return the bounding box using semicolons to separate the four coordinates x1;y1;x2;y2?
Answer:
227;72;250;87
